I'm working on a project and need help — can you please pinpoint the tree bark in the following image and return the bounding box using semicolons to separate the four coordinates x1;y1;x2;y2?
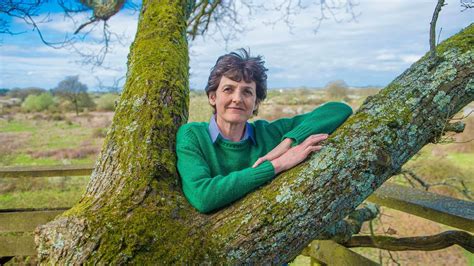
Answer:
35;1;474;263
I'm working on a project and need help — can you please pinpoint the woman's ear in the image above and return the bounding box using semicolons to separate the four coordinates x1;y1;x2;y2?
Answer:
253;100;260;115
208;91;216;106
254;98;262;111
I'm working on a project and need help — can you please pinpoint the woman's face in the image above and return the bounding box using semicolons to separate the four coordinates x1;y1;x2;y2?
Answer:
209;76;257;125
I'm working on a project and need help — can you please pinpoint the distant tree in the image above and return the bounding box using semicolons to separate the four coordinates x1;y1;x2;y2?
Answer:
0;88;9;96
52;75;95;115
21;93;55;112
7;87;46;100
325;80;349;100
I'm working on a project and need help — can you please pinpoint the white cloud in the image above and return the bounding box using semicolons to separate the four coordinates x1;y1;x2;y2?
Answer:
0;9;138;89
376;54;396;61
2;0;473;90
189;0;472;88
400;54;422;64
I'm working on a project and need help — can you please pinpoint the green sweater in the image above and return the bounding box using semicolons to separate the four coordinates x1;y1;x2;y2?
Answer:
176;102;353;213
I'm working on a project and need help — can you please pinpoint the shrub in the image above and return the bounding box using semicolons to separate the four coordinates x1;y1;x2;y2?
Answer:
49;113;65;121
21;93;55;112
96;93;120;111
7;87;46;100
325;80;349;100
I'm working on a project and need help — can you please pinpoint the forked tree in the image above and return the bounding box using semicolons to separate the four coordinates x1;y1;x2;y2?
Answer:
34;0;473;264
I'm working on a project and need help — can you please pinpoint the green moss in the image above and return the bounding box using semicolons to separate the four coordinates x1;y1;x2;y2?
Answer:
436;23;474;55
38;0;205;263
60;179;222;263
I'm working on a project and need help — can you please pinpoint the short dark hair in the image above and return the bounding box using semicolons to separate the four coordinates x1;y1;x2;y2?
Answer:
205;48;268;115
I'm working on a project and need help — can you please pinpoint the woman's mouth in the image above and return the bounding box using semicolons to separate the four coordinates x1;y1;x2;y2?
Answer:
227;107;244;111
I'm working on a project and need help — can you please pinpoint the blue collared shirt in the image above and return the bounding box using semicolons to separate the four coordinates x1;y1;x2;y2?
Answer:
208;115;256;145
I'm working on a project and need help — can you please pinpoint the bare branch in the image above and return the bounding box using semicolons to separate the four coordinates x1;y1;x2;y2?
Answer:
95;75;125;93
187;0;360;47
74;18;99;34
1;0;131;67
0;0;71;47
401;169;473;200
460;0;474;11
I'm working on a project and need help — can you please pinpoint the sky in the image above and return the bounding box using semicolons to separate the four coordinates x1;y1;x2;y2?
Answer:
0;0;472;91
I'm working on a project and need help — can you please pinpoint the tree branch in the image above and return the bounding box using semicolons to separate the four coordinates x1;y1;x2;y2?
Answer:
430;0;446;60
319;203;379;243
344;231;474;252
444;121;465;133
461;0;474;11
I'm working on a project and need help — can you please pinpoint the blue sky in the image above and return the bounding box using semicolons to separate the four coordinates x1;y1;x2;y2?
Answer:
0;0;472;91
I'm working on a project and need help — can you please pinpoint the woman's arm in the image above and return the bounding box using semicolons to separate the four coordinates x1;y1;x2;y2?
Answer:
176;127;275;214
270;101;353;145
253;102;352;168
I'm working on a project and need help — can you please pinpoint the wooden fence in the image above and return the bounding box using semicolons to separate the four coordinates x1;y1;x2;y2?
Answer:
1;165;473;265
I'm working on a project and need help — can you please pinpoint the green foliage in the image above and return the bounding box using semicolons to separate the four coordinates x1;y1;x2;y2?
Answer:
21;93;55;112
96;93;120;111
0;88;9;96
436;23;474;55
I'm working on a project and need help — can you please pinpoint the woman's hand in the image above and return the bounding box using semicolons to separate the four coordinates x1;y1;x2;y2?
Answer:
270;134;328;175
252;138;293;168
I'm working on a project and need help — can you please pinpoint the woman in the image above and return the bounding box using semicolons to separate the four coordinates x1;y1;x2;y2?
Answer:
176;49;353;213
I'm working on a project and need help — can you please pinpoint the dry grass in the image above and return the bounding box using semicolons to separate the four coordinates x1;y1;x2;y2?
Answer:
1;92;472;265
0;132;30;152
0;132;31;164
26;146;99;160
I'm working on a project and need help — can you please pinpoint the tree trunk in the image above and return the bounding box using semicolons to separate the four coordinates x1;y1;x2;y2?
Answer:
35;1;473;262
73;99;79;116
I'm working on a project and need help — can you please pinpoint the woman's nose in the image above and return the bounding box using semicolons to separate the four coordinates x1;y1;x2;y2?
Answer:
232;92;243;103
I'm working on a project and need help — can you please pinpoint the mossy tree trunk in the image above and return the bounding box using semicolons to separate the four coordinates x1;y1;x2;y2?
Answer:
35;2;473;262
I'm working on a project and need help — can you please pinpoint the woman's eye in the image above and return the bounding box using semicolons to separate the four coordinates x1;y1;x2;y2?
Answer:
245;90;253;96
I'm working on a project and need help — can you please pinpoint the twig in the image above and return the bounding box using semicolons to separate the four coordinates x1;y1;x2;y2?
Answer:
401;169;473;200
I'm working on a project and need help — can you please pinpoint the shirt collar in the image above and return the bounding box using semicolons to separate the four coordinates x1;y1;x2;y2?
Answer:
208;114;256;145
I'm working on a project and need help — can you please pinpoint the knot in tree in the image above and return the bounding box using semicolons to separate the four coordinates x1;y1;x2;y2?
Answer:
80;0;125;20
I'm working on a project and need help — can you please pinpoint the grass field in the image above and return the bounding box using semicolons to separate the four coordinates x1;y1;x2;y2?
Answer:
1;89;473;265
